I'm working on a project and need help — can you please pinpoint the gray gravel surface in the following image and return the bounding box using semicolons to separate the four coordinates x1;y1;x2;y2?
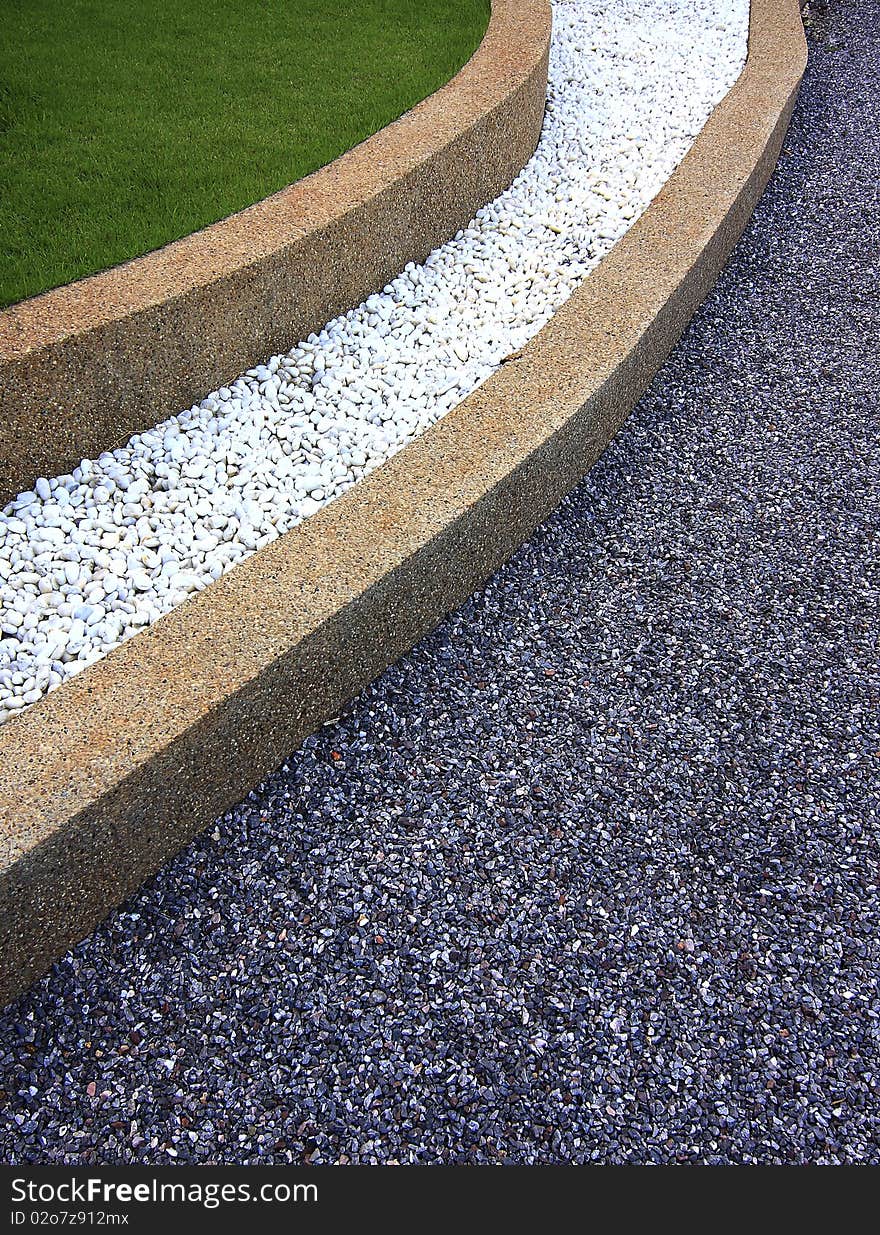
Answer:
1;0;878;1166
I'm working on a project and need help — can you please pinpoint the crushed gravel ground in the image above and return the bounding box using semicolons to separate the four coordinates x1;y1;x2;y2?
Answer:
1;0;878;1165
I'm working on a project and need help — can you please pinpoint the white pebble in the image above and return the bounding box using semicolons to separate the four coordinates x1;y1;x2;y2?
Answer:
0;0;748;725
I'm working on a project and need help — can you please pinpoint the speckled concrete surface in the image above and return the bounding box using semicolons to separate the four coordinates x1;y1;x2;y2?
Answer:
0;0;550;505
0;0;804;1007
1;0;876;1167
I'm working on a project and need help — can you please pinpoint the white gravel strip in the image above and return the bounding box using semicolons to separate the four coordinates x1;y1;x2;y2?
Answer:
0;0;749;726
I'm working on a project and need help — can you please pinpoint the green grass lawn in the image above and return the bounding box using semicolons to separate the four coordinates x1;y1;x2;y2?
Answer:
0;0;489;308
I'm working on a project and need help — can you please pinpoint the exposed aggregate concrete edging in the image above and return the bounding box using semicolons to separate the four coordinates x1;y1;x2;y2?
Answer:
0;0;551;507
0;0;807;1006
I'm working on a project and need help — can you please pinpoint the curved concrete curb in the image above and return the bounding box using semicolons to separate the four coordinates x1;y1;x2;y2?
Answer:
0;0;807;1006
0;0;551;507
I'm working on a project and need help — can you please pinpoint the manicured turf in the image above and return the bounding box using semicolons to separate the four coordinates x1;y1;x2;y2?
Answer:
0;0;490;308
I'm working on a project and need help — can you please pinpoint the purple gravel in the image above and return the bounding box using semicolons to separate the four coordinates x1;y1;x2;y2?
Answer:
1;0;878;1166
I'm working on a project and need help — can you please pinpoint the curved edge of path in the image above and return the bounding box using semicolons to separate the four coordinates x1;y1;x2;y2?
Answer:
0;0;552;505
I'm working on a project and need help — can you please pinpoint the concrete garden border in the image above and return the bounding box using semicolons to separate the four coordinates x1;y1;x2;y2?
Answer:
0;0;807;1005
0;0;552;507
